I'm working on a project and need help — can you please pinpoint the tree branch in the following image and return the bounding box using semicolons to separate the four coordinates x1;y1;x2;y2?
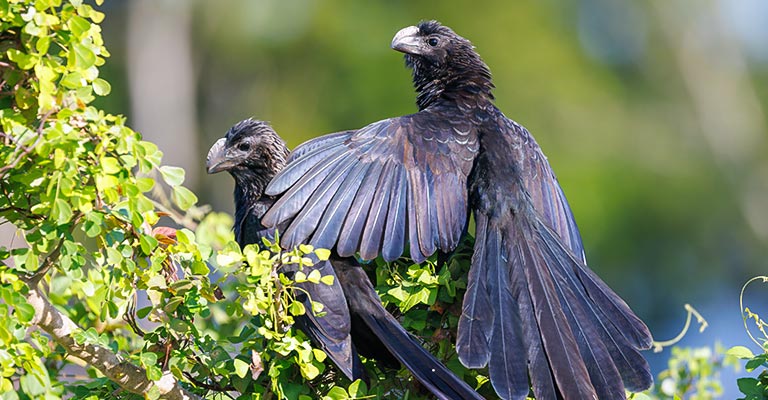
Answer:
24;283;201;400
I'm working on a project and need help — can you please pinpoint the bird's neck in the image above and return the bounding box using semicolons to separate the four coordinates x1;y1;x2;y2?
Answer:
412;58;494;110
232;170;273;233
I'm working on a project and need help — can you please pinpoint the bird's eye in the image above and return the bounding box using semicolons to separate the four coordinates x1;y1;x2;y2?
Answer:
238;142;250;152
427;37;439;47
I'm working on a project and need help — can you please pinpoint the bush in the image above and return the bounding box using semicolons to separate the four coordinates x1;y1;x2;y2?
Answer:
0;2;482;398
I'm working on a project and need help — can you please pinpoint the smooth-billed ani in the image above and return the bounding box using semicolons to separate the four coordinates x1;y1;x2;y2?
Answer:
206;119;482;400
262;21;653;400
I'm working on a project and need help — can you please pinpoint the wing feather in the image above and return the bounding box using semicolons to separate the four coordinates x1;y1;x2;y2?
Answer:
309;162;371;250
382;166;407;261
337;164;384;257
264;115;478;261
266;132;351;195
282;156;359;246
359;162;395;260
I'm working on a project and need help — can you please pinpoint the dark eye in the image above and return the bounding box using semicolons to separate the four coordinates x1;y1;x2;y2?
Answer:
237;142;250;152
427;37;439;47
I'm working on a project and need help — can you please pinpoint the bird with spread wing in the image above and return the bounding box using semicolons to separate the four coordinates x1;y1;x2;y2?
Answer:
262;21;653;400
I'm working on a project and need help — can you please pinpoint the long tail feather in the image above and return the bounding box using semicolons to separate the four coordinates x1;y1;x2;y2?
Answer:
457;213;492;368
334;259;483;400
514;219;597;400
487;225;529;399
537;224;652;391
290;259;362;380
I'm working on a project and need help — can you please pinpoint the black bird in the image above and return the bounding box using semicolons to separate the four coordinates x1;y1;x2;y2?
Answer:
206;119;482;400
262;21;653;399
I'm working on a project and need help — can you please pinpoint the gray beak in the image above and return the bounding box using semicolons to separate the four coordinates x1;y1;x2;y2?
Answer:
206;138;229;174
391;25;423;54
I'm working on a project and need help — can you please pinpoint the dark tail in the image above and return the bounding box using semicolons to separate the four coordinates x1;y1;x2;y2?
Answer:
457;211;652;400
333;258;483;400
291;259;364;381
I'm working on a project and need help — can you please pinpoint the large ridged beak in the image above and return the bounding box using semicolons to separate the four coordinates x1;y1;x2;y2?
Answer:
206;138;230;174
391;25;423;54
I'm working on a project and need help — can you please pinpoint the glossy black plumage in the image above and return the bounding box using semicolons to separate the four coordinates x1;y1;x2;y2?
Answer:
206;119;482;400
264;21;653;399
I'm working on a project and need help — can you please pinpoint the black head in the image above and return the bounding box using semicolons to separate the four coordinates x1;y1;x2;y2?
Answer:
391;21;493;109
206;118;289;185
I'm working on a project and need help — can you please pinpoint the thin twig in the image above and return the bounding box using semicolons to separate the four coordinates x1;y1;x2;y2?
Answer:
652;304;708;352
740;276;768;347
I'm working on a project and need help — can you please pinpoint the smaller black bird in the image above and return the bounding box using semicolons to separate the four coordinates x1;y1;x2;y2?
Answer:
206;119;482;400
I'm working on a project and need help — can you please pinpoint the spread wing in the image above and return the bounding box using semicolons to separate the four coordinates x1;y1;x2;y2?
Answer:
504;118;586;262
263;114;478;263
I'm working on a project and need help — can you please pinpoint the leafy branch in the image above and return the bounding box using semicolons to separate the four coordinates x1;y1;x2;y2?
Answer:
22;279;200;400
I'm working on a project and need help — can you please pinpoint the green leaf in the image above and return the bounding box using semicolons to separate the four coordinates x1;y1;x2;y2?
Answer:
233;358;249;379
83;213;102;237
311;301;324;314
146;365;163;382
300;362;321;380
69;42;96;70
68;15;90;37
147;275;167;290
323;386;349;400
7;49;37;70
15;302;35;323
139;234;158;255
19;374;46;397
140;352;158;367
289;301;306;316
190;260;209;275
92;78;111;96
136;306;152;319
172;186;197;210
315;248;331;261
136;177;155;192
307;269;321;284
60;72;84;88
312;348;327;363
106;300;119;319
320;274;335;286
99;156;121;174
726;345;755;360
737;377;762;396
51;198;72;224
24;20;43;37
348;379;367;397
36;36;51;54
387;286;406;302
159;166;185;187
745;355;768;371
164;297;182;313
20;6;36;22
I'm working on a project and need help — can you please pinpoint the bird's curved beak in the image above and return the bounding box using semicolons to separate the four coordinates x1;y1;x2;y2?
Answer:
391;26;423;55
206;138;231;174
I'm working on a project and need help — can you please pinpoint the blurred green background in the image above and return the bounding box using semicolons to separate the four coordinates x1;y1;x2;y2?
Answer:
91;0;767;394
